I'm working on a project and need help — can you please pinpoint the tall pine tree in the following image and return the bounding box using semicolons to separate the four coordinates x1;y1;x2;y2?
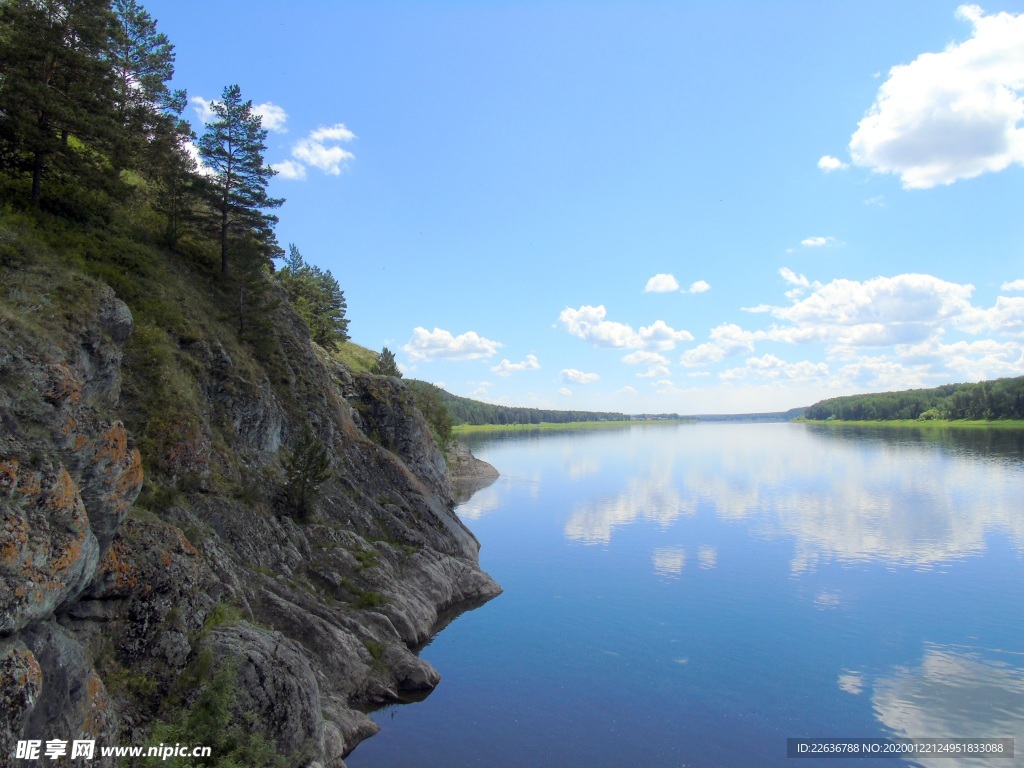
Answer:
0;0;120;206
197;84;282;275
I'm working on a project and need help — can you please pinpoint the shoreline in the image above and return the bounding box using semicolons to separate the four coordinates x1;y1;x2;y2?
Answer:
453;419;691;433
800;418;1024;429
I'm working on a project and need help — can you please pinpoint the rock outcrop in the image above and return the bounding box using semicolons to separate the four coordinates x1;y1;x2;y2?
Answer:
1;268;500;767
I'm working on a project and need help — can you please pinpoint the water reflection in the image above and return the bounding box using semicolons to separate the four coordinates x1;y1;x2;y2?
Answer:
651;546;686;578
870;644;1024;768
559;424;1024;569
564;462;694;544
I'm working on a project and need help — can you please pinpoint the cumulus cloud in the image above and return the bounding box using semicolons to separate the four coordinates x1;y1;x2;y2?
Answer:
254;102;288;132
1002;279;1024;291
291;123;356;176
817;155;849;172
491;354;540;376
780;267;810;288
769;274;979;348
560;368;600;384
801;236;836;247
850;5;1024;188
622;351;670;379
679;323;757;367
558;387;573;396
558;305;693;351
687;280;711;294
403;327;502;361
191;96;216;124
272;160;306;180
644;273;680;293
720;354;830;384
190;96;288;133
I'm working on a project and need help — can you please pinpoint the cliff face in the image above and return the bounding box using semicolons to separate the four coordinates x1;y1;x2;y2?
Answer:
0;248;500;766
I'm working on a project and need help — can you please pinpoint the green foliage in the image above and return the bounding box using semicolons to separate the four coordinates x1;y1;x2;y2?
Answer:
371;346;402;377
409;382;454;450
406;379;628;427
142;653;287;768
197;83;283;275
280;425;333;521
0;0;122;207
804;376;1024;422
274;243;349;349
231;235;280;347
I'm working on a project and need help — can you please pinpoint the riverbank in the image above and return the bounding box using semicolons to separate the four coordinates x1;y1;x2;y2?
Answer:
453;419;690;433
801;418;1024;429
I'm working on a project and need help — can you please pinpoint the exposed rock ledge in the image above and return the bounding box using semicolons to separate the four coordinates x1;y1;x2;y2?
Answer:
1;279;501;767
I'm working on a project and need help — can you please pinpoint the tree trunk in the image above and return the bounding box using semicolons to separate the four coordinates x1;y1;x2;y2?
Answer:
220;207;229;274
30;150;44;206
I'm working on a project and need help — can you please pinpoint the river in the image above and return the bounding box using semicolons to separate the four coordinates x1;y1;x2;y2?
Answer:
347;423;1024;767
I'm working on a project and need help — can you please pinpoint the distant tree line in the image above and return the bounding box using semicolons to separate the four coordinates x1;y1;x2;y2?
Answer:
804;376;1024;421
406;381;628;426
0;0;348;349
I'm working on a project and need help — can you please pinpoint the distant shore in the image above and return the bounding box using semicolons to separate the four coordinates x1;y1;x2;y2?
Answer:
801;418;1024;429
453;419;690;433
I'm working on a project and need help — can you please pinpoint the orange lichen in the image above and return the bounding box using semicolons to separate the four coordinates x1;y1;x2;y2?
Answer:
45;362;82;406
92;424;128;467
98;541;137;589
0;457;18;492
45;468;79;516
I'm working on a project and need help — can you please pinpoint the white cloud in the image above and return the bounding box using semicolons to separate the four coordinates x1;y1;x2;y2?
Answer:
622;351;670;379
720;354;830;384
850;5;1024;188
801;236;836;247
769;274;979;348
491;354;540;376
615;385;638;395
191;97;288;133
558;387;573;396
560;368;600;384
679;323;757;367
272;160;307;180
1002;279;1024;292
864;195;886;207
558;305;693;351
817;154;849;172
687;279;711;294
403;327;502;361
780;267;810;287
291;123;356;175
254;102;288;132
622;351;668;366
182;140;214;177
191;96;216;124
644;273;680;293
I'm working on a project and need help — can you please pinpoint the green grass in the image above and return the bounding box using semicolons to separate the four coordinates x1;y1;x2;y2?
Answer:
452;419;687;433
803;419;1024;429
330;341;380;373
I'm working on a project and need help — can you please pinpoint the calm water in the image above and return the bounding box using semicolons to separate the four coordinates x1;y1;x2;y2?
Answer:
347;423;1024;768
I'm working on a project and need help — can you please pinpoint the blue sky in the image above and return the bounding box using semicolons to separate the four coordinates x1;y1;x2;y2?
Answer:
146;1;1024;414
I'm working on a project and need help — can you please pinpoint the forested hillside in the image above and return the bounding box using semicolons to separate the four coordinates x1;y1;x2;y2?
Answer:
0;2;500;765
407;380;629;426
804;376;1024;421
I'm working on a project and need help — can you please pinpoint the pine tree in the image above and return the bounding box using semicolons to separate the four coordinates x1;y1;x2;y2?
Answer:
197;84;282;275
274;243;350;349
372;347;402;378
109;0;186;171
0;0;120;206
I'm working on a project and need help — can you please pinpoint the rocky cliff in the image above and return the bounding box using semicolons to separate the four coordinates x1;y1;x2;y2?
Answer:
0;228;500;767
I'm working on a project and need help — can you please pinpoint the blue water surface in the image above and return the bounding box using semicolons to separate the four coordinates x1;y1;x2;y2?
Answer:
346;423;1024;768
